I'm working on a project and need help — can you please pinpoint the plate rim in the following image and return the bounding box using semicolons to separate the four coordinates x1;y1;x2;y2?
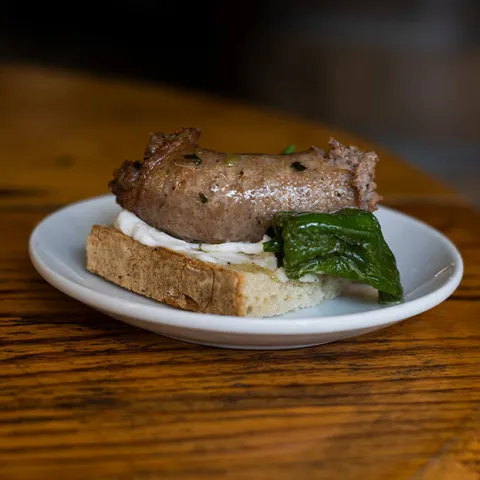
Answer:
29;194;464;336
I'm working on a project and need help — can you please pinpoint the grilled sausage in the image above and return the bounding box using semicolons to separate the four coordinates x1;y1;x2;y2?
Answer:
110;127;381;243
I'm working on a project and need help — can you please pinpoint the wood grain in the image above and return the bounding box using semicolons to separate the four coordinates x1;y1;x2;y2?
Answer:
0;65;478;480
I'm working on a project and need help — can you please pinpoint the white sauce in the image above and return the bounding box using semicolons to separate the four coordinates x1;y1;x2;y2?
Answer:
114;210;319;283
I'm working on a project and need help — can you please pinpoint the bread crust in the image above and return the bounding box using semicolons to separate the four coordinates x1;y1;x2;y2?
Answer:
87;225;246;315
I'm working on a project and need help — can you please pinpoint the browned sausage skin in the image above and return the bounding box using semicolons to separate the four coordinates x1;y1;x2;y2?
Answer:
109;127;382;243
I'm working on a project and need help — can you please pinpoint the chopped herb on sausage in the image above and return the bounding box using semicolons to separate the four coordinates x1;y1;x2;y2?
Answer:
199;193;208;204
291;161;307;171
225;153;240;167
184;153;202;165
282;144;295;154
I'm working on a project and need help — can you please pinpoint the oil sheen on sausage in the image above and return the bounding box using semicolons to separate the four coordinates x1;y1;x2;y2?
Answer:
109;127;382;243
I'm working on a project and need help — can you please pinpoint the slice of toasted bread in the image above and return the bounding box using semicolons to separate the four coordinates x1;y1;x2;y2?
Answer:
86;225;343;317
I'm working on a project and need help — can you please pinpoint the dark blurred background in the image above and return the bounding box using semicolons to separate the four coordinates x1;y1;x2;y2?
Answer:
1;0;479;205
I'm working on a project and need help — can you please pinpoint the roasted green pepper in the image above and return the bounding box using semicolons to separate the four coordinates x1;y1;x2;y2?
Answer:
264;208;403;304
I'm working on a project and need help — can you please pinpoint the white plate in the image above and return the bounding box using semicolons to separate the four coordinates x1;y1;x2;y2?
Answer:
29;195;463;350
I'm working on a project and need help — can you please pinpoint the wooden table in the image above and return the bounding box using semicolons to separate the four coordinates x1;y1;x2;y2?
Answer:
1;65;479;480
